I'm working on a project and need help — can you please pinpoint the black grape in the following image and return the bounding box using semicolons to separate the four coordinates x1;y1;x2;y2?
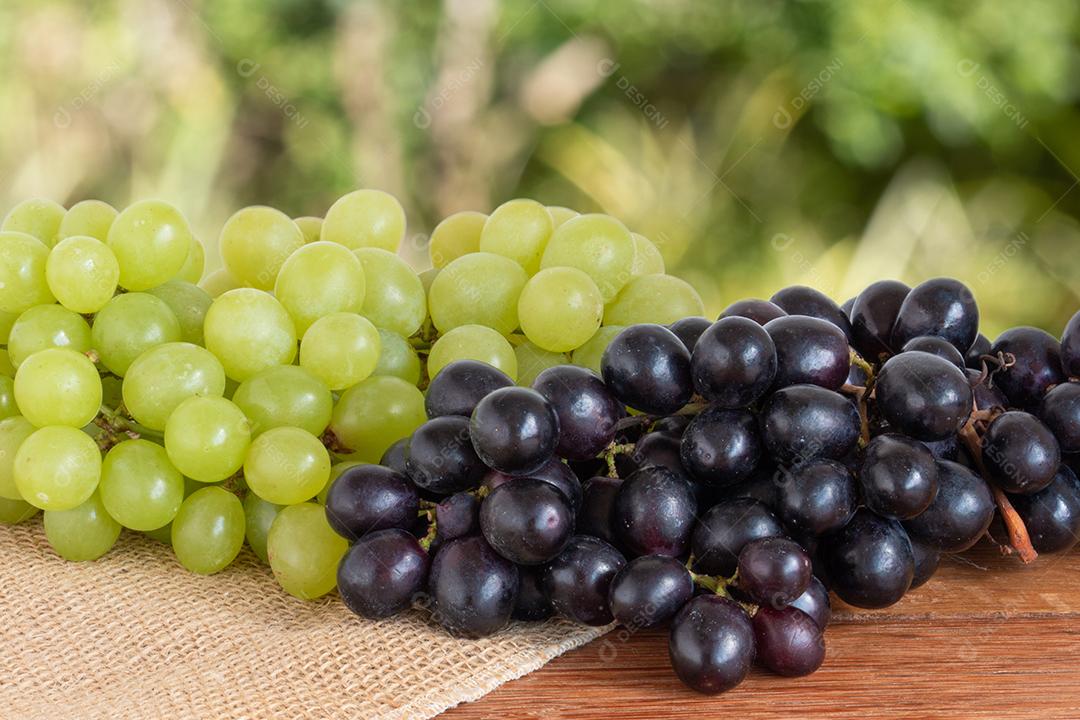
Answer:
752;605;825;677
1063;309;1080;377
736;536;811;607
967;368;1008;411
470;387;559;475
719;466;780;508
841;297;855;317
691;498;784;576
902;335;966;370
691;316;778;407
770;285;853;339
608;555;694;628
1009;464;1080;554
902;460;994;552
859;434;938;520
513;567;554;621
965;333;991;370
424;359;514;418
680;406;761;486
577;476;622;543
612;466;697;557
428;536;518;637
764;315;851;390
482;458;583;512
849;279;910;361
479;479;574;564
821;509;914;609
543;535;626;625
405;416;486;494
601;324;693;415
922;434;960;461
720;298;788;326
338;528;429;619
981;411;1060;494
789;575;831;630
653;414;692;436
668;316;713;352
891;277;979;353
776;459;857;535
434;491;480;544
324;464;420;540
1040;382;1080;453
990;326;1066;409
532;365;625;461
379;438;409;475
909;539;941;590
668;596;755;694
760;384;861;464
874;351;973;441
622;431;688;479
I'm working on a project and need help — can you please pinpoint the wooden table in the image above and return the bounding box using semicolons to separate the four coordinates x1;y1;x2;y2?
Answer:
445;544;1080;719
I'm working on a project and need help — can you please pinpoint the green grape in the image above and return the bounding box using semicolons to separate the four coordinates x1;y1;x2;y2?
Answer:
0;310;16;346
267;502;348;600
219;205;305;290
231;365;333;437
2;198;65;247
204;289;297;381
0;376;15;420
299;313;380;391
514;341;566;386
479;198;554;274
428;324;517;380
0;351;13;378
199;268;241;298
0;231;54;313
7;304;93;367
99;439;184;531
171;486;245;574
43;491;120;561
45;235;121;313
294;216;323;244
427;252;527;335
572;325;625;374
353;248;426;336
144;523;172;544
316;460;361;504
330;376;426;462
176;238;206;284
147;280;212;345
14;348;102;428
517;266;604;352
0;495;38;524
0;416;35;500
90;292;182;376
429;210;485;268
164;396;251;483
547;206;579;227
630;233;665;276
107;200;194;291
122;342;226;431
14;425;102;511
244;426;330;505
604;274;706;325
100;373;123;411
373;329;421;385
274;241;366;334
539;214;636;302
321;189;406;252
243;492;281;564
58;200;118;242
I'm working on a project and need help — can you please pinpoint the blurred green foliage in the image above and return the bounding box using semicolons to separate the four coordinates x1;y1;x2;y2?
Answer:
1;0;1079;336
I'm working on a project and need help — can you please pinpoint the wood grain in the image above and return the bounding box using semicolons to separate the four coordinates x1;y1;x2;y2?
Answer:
444;543;1080;719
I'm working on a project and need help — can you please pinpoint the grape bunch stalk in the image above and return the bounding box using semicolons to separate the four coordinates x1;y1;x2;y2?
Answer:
2;193;1080;697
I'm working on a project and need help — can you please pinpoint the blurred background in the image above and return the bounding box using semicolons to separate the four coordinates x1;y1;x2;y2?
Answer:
1;0;1079;336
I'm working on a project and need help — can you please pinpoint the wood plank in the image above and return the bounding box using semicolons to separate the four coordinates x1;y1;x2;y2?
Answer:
445;542;1080;719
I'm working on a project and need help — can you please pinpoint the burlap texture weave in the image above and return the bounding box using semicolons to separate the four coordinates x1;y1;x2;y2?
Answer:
0;522;607;720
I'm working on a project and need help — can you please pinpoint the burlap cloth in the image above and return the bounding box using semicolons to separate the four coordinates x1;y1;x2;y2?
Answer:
0;521;608;719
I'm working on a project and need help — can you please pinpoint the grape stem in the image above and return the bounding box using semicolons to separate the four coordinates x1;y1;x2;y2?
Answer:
320;429;354;455
849;349;875;383
958;417;1038;564
418;510;438;551
841;381;873;447
599;442;637;478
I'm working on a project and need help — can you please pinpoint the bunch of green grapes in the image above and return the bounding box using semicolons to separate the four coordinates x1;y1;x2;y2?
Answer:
0;189;703;603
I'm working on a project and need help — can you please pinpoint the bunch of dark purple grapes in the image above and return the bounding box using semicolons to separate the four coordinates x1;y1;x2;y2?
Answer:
321;276;1080;696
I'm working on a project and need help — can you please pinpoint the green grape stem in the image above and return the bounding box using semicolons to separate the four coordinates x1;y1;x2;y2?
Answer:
599;442;637;478
418;510;438;551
